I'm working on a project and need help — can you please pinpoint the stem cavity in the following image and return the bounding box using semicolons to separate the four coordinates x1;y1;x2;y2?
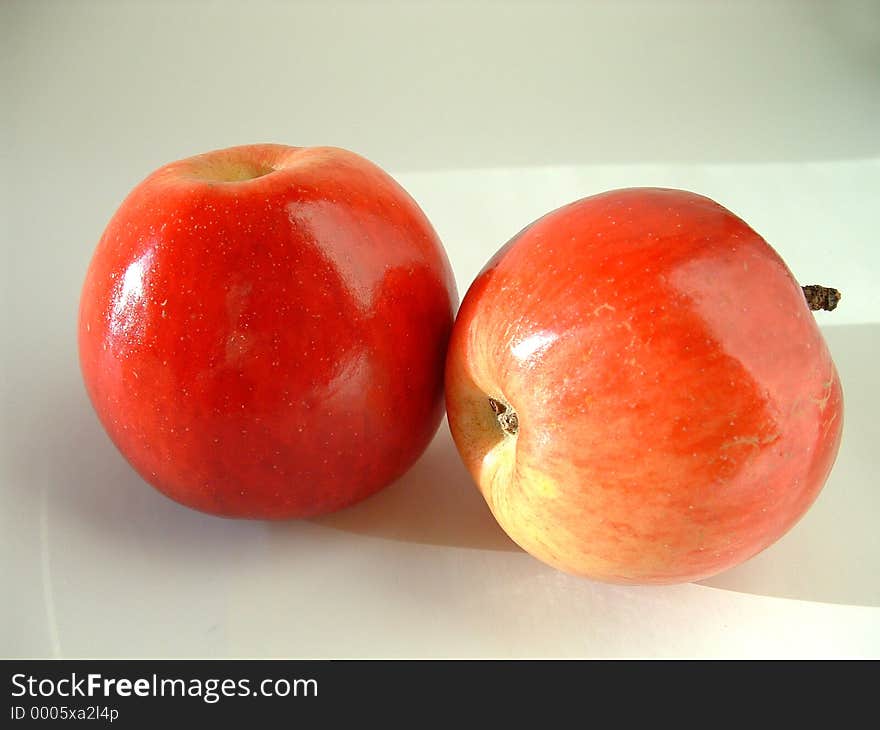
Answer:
488;397;519;436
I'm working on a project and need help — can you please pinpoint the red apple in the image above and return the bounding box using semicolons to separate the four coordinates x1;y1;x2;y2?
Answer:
79;144;457;518
445;188;843;584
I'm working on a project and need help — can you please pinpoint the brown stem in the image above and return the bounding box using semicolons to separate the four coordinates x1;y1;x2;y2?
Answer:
802;285;841;312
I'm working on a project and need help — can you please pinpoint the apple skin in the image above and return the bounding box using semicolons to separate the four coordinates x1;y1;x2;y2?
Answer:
79;144;457;518
445;188;843;584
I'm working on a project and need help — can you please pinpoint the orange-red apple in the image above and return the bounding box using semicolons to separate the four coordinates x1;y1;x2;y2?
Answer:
79;144;457;518
445;188;842;584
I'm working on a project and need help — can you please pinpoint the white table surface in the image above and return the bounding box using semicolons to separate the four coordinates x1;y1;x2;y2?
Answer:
2;0;879;658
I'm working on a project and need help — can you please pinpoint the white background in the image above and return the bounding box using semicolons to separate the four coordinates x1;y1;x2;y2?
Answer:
2;0;879;657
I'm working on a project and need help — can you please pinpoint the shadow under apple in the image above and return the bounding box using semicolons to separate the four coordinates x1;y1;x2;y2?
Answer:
311;421;517;552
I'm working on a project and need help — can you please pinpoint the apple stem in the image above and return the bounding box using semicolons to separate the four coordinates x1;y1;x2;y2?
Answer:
488;397;519;436
802;285;841;312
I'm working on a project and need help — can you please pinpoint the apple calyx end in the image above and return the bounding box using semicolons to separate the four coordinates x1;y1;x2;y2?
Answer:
488;396;519;436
